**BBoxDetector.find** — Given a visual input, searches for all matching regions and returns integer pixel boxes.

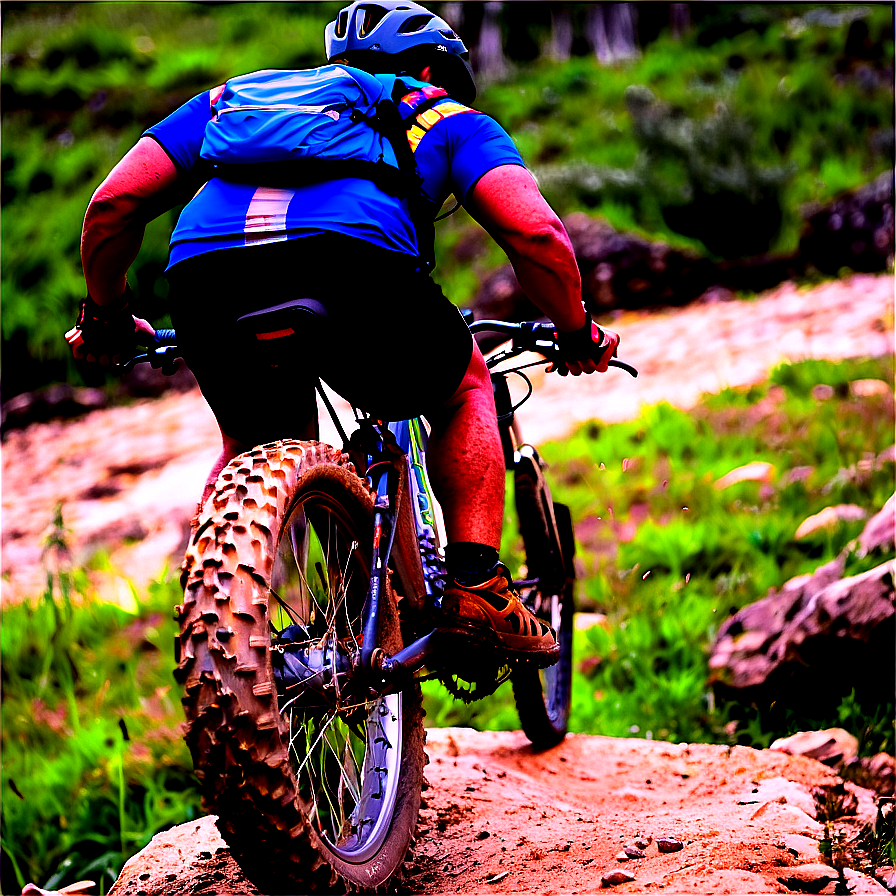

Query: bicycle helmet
[325,1,476,103]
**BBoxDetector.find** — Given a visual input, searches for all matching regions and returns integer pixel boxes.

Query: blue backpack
[200,64,439,199]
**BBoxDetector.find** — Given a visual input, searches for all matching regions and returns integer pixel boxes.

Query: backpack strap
[406,100,479,153]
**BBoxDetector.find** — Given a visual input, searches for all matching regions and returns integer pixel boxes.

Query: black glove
[554,312,608,377]
[71,286,138,363]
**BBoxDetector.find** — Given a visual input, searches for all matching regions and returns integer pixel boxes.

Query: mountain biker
[67,0,620,665]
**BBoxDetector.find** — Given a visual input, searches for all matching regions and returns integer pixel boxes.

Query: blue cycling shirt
[143,81,525,269]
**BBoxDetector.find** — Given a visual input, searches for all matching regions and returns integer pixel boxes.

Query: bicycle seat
[236,297,329,340]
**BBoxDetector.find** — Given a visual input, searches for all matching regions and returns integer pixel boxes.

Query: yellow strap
[407,101,477,153]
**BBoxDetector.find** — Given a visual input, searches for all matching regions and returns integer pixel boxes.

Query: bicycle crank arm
[368,631,441,693]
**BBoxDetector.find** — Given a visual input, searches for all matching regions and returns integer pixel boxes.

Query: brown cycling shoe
[437,563,559,667]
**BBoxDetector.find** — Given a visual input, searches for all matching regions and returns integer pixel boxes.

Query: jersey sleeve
[415,110,526,208]
[142,91,213,174]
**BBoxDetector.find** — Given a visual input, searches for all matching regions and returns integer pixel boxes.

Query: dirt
[3,272,891,607]
[109,727,886,896]
[5,272,894,895]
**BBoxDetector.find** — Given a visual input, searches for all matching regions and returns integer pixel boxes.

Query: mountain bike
[127,318,636,892]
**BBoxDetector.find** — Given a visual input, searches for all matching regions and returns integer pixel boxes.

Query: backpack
[200,64,444,200]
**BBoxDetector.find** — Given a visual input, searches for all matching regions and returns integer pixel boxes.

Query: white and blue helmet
[325,1,476,102]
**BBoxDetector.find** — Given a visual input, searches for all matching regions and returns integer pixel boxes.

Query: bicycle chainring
[438,662,512,704]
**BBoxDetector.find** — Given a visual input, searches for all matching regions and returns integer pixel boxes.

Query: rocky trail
[3,273,892,606]
[107,727,889,896]
[6,272,895,896]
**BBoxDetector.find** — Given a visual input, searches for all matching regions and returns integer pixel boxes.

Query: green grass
[0,520,200,893]
[423,355,895,753]
[3,356,893,890]
[2,3,892,392]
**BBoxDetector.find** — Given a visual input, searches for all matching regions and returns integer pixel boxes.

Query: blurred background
[1,2,892,402]
[1,4,893,893]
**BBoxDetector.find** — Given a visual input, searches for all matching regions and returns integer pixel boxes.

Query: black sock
[445,542,500,585]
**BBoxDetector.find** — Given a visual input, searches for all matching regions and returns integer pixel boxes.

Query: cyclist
[67,0,620,665]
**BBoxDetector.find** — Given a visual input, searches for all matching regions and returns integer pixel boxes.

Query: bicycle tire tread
[176,440,379,892]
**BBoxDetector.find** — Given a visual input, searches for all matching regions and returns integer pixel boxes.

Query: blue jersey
[143,80,525,269]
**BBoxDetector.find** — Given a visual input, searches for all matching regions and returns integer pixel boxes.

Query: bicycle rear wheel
[177,440,424,892]
[511,446,576,748]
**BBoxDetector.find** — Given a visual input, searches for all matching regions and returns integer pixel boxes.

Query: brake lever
[120,344,181,376]
[514,326,639,378]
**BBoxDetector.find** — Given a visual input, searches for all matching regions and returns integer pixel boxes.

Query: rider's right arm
[466,165,620,375]
[465,165,587,333]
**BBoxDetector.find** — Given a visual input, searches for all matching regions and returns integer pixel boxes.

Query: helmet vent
[397,14,433,34]
[358,4,388,36]
[335,10,349,38]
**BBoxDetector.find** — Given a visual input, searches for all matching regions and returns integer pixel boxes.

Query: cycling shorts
[166,235,474,445]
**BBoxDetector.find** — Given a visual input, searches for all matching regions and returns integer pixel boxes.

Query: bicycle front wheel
[511,446,576,748]
[177,441,425,893]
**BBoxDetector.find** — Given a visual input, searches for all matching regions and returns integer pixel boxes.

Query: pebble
[623,845,646,859]
[632,836,652,849]
[601,869,636,887]
[656,837,683,853]
[776,863,837,890]
[875,865,895,889]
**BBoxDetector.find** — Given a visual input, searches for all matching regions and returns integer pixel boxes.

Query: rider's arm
[466,164,587,332]
[81,136,180,305]
[466,164,619,374]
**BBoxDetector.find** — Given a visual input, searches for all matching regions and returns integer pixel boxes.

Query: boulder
[841,752,896,797]
[800,169,895,276]
[708,496,895,713]
[470,172,895,327]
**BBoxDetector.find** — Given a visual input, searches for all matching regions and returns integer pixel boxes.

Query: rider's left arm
[80,136,180,305]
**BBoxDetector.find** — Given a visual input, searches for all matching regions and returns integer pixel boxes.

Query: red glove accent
[65,286,138,365]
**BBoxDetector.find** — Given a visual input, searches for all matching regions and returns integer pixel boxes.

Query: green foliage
[2,3,893,393]
[0,522,200,892]
[479,4,893,256]
[424,356,895,754]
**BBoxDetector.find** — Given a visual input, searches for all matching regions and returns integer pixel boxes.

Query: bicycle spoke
[270,483,406,863]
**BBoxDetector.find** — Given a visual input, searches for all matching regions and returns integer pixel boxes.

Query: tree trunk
[670,3,691,39]
[587,3,639,64]
[478,1,507,79]
[549,6,573,62]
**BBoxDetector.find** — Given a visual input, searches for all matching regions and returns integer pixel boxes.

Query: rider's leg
[425,344,504,550]
[426,345,557,659]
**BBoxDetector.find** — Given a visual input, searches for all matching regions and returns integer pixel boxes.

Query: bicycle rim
[270,486,403,862]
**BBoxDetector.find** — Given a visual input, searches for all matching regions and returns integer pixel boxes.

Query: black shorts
[166,235,474,445]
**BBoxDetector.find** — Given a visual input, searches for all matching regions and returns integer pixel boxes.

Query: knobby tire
[511,452,576,749]
[176,440,425,893]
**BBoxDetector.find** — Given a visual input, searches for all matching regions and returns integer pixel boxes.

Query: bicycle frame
[128,319,635,696]
[348,336,561,694]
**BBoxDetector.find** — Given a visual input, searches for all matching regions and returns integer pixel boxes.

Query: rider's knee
[443,345,492,410]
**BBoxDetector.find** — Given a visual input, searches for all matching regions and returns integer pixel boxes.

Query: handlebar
[470,319,638,378]
[122,319,638,379]
[121,329,180,375]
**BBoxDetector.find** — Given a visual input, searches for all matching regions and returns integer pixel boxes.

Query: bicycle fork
[355,420,444,695]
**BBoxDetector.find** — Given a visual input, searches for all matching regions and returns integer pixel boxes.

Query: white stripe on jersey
[244,186,296,246]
